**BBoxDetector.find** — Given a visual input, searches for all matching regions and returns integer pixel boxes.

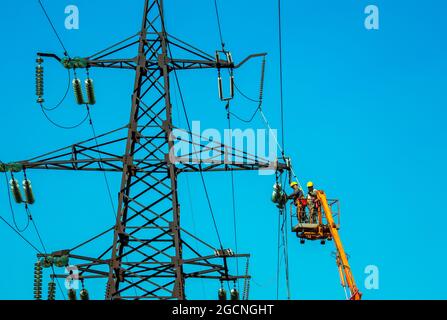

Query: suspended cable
[172,80,207,297]
[0,161,37,247]
[0,213,42,253]
[161,23,224,250]
[3,171,30,232]
[41,69,71,112]
[229,56,265,124]
[277,0,285,155]
[229,108,259,124]
[40,104,89,129]
[171,66,224,250]
[85,96,116,218]
[275,208,281,299]
[213,0,225,50]
[26,205,66,300]
[211,3,242,292]
[37,0,70,57]
[83,73,139,297]
[233,81,260,103]
[225,102,240,292]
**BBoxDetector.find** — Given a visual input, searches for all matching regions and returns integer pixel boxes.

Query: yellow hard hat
[290,181,298,188]
[307,181,314,188]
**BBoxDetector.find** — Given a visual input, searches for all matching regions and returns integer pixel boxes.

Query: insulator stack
[80,288,90,300]
[218,287,227,300]
[242,258,250,300]
[47,281,56,300]
[229,75,234,99]
[259,58,266,102]
[22,179,35,205]
[217,74,223,100]
[230,288,239,300]
[34,262,43,300]
[72,78,85,105]
[84,78,96,105]
[9,178,23,204]
[53,255,69,267]
[36,57,44,103]
[68,288,77,300]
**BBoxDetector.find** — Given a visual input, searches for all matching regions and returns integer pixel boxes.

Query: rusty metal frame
[2,0,290,300]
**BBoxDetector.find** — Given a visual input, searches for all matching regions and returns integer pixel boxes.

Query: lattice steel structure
[2,0,289,299]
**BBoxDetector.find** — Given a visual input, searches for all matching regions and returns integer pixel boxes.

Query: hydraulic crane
[272,183,362,300]
[317,191,362,300]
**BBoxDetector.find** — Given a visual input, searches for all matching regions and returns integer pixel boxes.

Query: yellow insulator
[22,179,35,205]
[72,78,85,105]
[80,288,90,300]
[84,78,96,105]
[68,288,77,300]
[9,179,23,204]
[34,262,43,300]
[47,281,56,300]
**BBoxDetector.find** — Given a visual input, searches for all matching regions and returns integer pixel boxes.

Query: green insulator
[218,287,227,301]
[85,78,96,105]
[35,65,44,102]
[271,183,284,203]
[34,262,43,300]
[9,178,23,204]
[61,57,88,69]
[47,281,56,300]
[230,288,239,300]
[54,255,69,267]
[72,78,85,105]
[68,288,77,300]
[80,289,90,300]
[22,179,35,205]
[41,256,53,268]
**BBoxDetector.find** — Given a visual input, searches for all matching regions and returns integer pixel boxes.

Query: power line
[277,0,285,155]
[41,69,72,112]
[85,104,117,217]
[0,212,42,254]
[225,103,240,292]
[37,0,70,57]
[3,171,30,232]
[213,0,225,49]
[0,161,41,254]
[26,206,66,300]
[171,64,224,250]
[171,76,207,298]
[40,104,89,129]
[233,81,260,103]
[160,9,225,250]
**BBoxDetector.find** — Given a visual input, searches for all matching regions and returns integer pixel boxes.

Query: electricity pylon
[2,0,288,299]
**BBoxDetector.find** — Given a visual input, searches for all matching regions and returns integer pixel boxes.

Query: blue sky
[0,0,446,300]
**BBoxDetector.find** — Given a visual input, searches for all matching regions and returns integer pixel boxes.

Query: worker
[306,181,319,223]
[288,182,308,223]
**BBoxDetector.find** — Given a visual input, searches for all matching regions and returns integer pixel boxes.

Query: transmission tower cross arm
[37,50,266,71]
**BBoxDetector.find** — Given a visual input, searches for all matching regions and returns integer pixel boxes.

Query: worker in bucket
[306,181,319,223]
[288,182,308,223]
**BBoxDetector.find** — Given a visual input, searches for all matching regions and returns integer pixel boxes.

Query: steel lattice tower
[1,0,288,299]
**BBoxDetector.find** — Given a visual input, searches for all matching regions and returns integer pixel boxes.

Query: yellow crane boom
[317,190,362,300]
